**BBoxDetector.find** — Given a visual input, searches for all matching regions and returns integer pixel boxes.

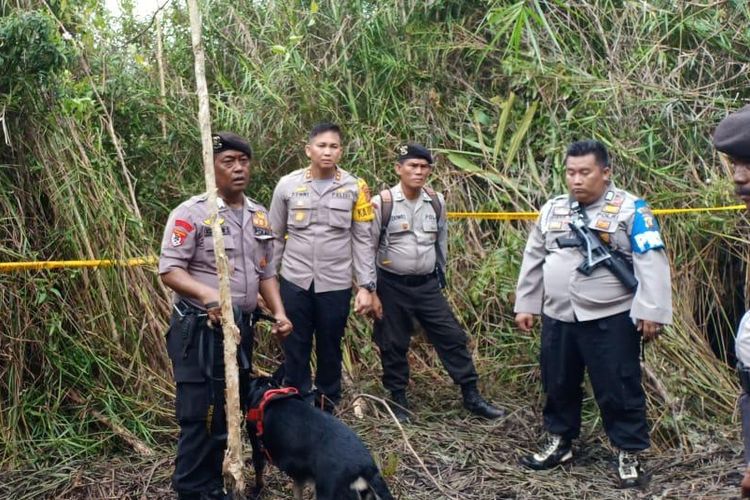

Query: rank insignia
[171,228,187,247]
[295,186,307,192]
[203,217,225,226]
[304,169,312,179]
[334,170,341,181]
[595,219,611,230]
[602,204,621,214]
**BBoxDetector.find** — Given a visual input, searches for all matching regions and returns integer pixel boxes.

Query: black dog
[245,376,394,500]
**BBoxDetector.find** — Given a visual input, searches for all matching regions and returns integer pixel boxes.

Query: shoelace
[538,435,561,459]
[618,452,639,479]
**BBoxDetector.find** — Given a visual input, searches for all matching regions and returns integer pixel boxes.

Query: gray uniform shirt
[371,183,448,275]
[159,195,275,312]
[514,183,673,324]
[269,166,376,292]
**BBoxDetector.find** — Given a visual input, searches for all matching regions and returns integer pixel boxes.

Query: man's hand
[637,319,663,342]
[354,287,373,316]
[271,315,293,341]
[369,292,383,321]
[515,313,535,332]
[202,291,222,327]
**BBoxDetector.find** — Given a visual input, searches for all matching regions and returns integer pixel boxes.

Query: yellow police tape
[0,204,745,272]
[446,204,746,220]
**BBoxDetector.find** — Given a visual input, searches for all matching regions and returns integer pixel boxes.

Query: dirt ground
[1,385,744,500]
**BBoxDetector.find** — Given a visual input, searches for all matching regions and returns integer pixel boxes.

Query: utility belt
[378,268,436,287]
[739,361,750,394]
[170,299,254,381]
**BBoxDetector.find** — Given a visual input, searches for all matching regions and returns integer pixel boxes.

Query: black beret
[714,105,750,159]
[212,131,252,159]
[397,143,433,164]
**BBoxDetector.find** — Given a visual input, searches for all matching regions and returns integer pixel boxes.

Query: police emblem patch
[171,228,187,246]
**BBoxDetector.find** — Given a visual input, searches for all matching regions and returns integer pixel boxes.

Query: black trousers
[279,278,352,405]
[373,269,478,393]
[540,311,649,451]
[165,304,254,495]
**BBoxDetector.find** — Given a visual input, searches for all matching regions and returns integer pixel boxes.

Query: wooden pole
[185,0,245,496]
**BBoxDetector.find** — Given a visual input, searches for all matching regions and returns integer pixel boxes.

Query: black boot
[389,390,412,423]
[519,433,573,470]
[461,384,505,419]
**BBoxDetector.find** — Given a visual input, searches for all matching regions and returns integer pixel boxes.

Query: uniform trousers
[373,269,478,393]
[279,277,352,405]
[166,303,254,496]
[741,394,750,463]
[540,311,649,451]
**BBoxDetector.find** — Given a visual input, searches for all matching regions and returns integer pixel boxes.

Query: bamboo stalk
[156,10,168,140]
[185,0,244,495]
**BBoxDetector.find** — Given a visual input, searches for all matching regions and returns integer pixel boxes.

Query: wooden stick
[185,0,244,495]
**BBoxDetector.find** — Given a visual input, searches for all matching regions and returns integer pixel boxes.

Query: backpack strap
[422,186,442,225]
[379,188,393,243]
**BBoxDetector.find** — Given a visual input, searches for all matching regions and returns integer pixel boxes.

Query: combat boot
[519,433,573,470]
[617,450,646,489]
[461,383,505,419]
[389,390,412,423]
[742,464,750,497]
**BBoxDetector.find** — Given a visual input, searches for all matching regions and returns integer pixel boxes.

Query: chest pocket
[288,196,313,228]
[328,197,353,229]
[422,213,438,233]
[203,230,237,254]
[387,212,411,235]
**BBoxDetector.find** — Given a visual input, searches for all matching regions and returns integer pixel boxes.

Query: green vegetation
[1,0,749,488]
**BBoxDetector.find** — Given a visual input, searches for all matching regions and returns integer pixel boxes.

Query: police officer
[369,143,505,422]
[514,139,672,488]
[713,105,750,497]
[269,122,376,412]
[159,131,292,500]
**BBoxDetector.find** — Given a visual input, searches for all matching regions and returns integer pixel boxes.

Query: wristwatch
[360,282,376,292]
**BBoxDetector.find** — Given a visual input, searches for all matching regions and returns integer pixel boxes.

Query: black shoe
[617,450,646,489]
[519,434,573,470]
[461,385,505,419]
[389,390,412,423]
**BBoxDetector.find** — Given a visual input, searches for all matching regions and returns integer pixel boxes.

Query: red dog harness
[245,387,300,463]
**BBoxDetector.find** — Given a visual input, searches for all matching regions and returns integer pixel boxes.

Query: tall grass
[1,0,749,470]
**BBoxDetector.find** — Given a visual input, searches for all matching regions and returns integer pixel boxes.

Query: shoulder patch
[353,178,374,222]
[630,199,665,254]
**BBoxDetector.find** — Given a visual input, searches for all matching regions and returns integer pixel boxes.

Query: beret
[212,131,252,159]
[397,143,433,164]
[713,105,750,159]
